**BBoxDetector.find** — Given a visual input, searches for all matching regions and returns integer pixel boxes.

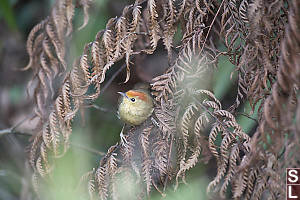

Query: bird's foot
[151,117,159,127]
[120,126,128,146]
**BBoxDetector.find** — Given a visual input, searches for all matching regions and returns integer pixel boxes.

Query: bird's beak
[117,92,130,100]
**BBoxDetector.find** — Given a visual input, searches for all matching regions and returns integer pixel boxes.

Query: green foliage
[0,0,17,30]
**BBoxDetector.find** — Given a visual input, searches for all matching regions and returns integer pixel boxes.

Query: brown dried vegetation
[24,0,299,199]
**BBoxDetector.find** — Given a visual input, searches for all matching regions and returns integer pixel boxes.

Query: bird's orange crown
[126,90,147,102]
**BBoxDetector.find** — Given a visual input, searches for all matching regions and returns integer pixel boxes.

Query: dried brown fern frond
[87,12,222,198]
[218,0,288,113]
[25,0,92,186]
[228,1,299,199]
[24,0,216,198]
[201,99,251,198]
[28,0,184,191]
[23,0,300,199]
[25,0,91,120]
[248,0,298,195]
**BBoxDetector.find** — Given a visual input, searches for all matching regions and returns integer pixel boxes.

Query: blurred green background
[0,0,257,199]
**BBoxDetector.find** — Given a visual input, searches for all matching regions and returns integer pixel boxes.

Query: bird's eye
[131,98,136,102]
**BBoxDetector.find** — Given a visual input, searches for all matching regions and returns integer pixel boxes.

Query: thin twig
[236,112,259,124]
[0,113,35,138]
[85,104,111,113]
[101,63,127,94]
[71,142,106,156]
[87,64,126,114]
[0,129,32,137]
[199,0,225,55]
[0,123,107,156]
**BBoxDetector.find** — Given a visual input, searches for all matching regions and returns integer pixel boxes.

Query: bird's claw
[120,133,128,146]
[151,117,159,127]
[120,126,128,146]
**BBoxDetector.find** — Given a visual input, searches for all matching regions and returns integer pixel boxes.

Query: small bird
[117,86,154,145]
[117,88,154,126]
